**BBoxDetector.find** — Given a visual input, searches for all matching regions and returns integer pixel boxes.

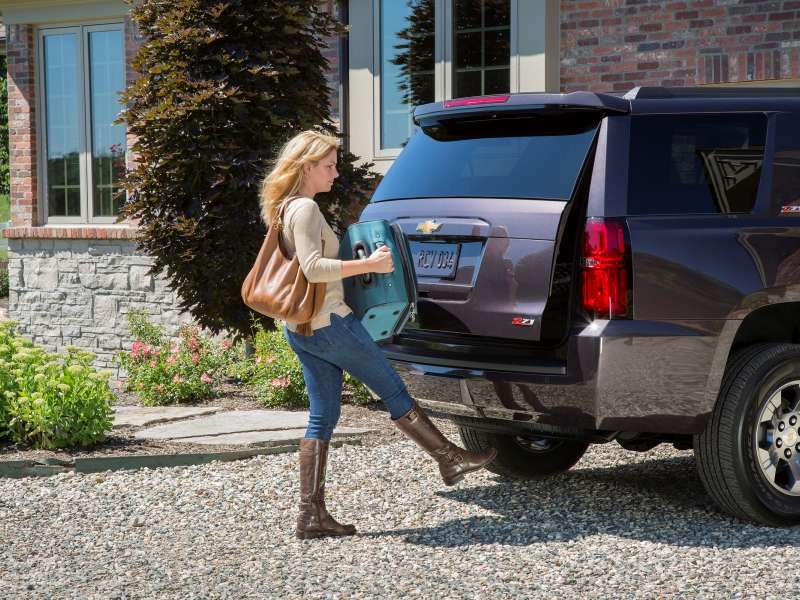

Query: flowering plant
[115,311,232,406]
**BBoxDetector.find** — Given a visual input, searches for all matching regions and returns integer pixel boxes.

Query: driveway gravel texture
[1,417,799,600]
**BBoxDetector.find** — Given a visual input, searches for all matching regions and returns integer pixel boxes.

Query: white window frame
[349,0,559,173]
[37,20,127,225]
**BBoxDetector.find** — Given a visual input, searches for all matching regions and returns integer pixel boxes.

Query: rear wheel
[695,343,800,526]
[459,426,589,479]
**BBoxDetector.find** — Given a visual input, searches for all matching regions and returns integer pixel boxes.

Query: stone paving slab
[134,410,312,441]
[177,427,374,447]
[113,406,223,428]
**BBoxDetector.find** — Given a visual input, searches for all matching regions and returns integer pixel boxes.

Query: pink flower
[166,355,177,365]
[149,360,157,368]
[270,377,290,388]
[222,340,232,350]
[265,355,276,365]
[255,356,262,365]
[172,374,182,384]
[155,384,165,393]
[131,341,145,357]
[170,345,180,354]
[191,353,200,365]
[200,372,212,385]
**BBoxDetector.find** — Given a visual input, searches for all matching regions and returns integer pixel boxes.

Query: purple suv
[358,86,800,526]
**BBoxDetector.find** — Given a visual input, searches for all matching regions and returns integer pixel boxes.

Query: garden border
[0,438,361,479]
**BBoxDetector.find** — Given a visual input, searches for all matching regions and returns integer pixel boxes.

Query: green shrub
[115,312,232,406]
[120,0,380,339]
[0,322,114,449]
[0,268,8,298]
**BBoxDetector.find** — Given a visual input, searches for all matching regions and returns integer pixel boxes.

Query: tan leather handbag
[241,197,326,336]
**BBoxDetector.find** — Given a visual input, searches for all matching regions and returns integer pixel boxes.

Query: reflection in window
[89,29,126,217]
[382,0,435,149]
[772,150,800,215]
[44,32,81,217]
[453,0,510,98]
[628,115,766,215]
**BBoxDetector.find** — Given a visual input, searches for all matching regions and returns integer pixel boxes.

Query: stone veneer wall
[8,238,195,373]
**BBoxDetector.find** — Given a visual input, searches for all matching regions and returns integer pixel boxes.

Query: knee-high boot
[296,438,357,539]
[393,400,497,486]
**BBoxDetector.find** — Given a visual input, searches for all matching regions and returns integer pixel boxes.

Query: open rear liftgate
[339,220,419,343]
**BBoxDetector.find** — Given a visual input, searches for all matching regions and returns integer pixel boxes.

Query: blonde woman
[260,130,497,540]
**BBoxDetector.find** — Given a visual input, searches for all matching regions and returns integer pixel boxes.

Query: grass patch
[0,194,9,223]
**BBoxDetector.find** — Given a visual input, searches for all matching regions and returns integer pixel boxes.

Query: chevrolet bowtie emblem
[416,220,443,234]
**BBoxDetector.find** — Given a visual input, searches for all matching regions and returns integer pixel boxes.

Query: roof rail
[624,86,800,99]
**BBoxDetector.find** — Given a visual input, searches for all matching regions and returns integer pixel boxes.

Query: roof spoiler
[413,91,629,124]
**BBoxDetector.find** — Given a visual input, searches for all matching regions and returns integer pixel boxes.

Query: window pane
[455,32,481,69]
[484,0,510,27]
[454,70,481,98]
[485,30,510,67]
[453,0,511,98]
[381,0,435,150]
[628,115,766,215]
[484,68,509,94]
[43,32,81,218]
[89,29,126,218]
[373,113,600,201]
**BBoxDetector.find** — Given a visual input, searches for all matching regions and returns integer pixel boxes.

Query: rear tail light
[581,219,630,318]
[443,95,510,109]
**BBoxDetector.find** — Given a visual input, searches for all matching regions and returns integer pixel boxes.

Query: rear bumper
[386,319,728,435]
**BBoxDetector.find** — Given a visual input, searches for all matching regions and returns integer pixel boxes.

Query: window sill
[3,225,140,240]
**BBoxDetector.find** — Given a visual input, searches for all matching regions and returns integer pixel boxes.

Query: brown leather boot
[393,401,498,486]
[296,438,356,540]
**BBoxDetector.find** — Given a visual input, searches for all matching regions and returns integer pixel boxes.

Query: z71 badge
[511,316,536,327]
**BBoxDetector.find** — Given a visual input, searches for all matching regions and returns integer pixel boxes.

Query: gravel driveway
[1,436,798,599]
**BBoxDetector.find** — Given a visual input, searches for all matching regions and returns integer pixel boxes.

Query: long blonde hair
[259,130,340,228]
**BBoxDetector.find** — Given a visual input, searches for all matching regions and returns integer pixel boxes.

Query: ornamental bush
[250,324,374,408]
[0,322,114,449]
[115,311,232,405]
[120,0,380,338]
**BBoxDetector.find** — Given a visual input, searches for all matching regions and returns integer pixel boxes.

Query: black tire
[695,343,800,527]
[459,425,589,479]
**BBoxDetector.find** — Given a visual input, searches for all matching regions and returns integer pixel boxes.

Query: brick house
[2,0,800,371]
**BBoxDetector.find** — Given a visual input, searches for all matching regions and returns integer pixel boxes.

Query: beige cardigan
[277,197,352,332]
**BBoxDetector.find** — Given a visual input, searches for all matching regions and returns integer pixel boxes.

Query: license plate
[410,242,460,279]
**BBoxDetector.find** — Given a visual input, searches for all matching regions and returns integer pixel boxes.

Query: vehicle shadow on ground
[362,453,799,548]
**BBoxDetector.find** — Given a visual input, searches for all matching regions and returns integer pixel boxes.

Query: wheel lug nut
[791,416,798,426]
[777,438,784,448]
[786,449,793,459]
[779,422,786,431]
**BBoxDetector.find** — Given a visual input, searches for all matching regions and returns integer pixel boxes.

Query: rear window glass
[372,112,600,202]
[628,114,767,215]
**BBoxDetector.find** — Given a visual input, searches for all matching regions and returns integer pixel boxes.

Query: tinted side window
[628,114,767,215]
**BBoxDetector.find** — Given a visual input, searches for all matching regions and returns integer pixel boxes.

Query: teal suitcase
[339,220,418,343]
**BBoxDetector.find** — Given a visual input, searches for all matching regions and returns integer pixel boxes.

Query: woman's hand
[367,245,394,273]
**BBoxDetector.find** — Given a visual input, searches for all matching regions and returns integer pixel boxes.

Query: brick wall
[561,0,800,93]
[6,25,38,228]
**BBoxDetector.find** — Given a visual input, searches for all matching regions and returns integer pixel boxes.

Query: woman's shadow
[361,450,799,548]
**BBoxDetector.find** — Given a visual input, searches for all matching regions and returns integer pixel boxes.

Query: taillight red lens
[581,219,629,317]
[443,95,511,108]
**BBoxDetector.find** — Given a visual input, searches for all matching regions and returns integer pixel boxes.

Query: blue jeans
[283,312,415,441]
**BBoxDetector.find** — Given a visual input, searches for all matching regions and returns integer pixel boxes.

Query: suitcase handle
[354,242,373,285]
